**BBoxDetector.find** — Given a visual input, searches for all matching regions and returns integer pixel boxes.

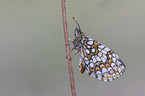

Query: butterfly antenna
[72,16,81,31]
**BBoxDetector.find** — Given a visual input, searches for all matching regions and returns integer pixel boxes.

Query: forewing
[81,36,126,81]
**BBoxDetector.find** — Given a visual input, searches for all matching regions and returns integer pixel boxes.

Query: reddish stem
[61,0,76,96]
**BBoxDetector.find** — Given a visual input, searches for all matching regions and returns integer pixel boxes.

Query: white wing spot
[108,67,112,71]
[85,60,89,65]
[95,62,100,66]
[98,45,105,49]
[109,70,114,74]
[102,68,108,73]
[101,57,106,63]
[82,38,86,41]
[91,48,95,53]
[112,53,116,57]
[113,66,117,70]
[102,50,107,54]
[118,68,121,73]
[90,63,94,67]
[116,72,119,77]
[96,71,102,80]
[96,57,101,61]
[84,57,88,60]
[112,58,116,62]
[121,65,125,70]
[87,45,91,48]
[85,49,90,54]
[92,56,95,59]
[96,71,102,74]
[111,63,115,67]
[90,60,93,62]
[93,58,97,63]
[116,60,121,66]
[98,52,102,57]
[87,41,93,45]
[98,48,101,51]
[98,75,102,80]
[103,54,107,60]
[122,65,125,69]
[88,38,94,41]
[90,73,96,78]
[109,54,112,58]
[116,54,119,59]
[104,47,110,52]
[103,73,109,77]
[120,72,123,75]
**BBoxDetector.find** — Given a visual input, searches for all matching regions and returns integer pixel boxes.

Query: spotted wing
[80,36,126,81]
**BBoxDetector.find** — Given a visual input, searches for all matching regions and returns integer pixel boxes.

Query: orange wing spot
[96,67,100,71]
[113,68,118,74]
[100,65,105,69]
[91,69,95,72]
[107,52,113,59]
[109,60,112,64]
[74,47,81,50]
[83,38,88,45]
[116,68,118,72]
[94,50,98,55]
[93,42,101,46]
[91,42,100,55]
[84,54,87,57]
[88,54,92,60]
[106,64,110,68]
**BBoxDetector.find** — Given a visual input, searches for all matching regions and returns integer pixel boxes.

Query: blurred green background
[0,0,145,96]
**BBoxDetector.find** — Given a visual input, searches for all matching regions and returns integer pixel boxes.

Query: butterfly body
[72,17,126,81]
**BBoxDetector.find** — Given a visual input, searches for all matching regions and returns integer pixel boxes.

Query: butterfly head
[72,16,83,36]
[72,16,84,50]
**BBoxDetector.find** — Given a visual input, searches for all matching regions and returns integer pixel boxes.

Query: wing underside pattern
[79,36,126,81]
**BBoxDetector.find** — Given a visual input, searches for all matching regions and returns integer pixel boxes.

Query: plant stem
[61,0,76,96]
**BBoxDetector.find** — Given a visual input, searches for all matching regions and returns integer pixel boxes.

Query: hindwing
[79,36,126,81]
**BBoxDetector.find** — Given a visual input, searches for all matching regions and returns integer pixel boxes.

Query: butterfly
[72,16,126,81]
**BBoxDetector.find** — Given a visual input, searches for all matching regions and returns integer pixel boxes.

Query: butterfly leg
[69,38,73,42]
[71,51,79,58]
[65,48,81,59]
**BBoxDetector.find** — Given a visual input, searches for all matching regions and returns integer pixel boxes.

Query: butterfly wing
[79,36,126,81]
